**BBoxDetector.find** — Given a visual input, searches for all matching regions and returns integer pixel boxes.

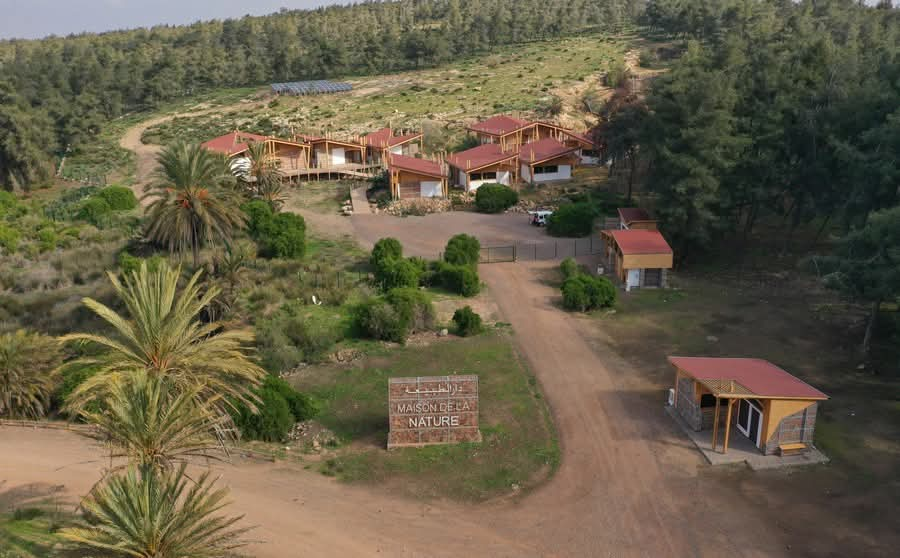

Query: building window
[534,165,558,175]
[582,149,597,157]
[471,171,497,181]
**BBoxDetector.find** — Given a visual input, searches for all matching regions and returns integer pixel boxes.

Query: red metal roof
[518,138,578,165]
[668,357,828,400]
[468,115,532,137]
[364,127,422,148]
[446,144,517,172]
[617,207,653,225]
[606,229,672,255]
[201,131,268,156]
[388,154,444,178]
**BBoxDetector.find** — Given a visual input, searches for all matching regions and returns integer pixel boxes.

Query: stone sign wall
[387,375,481,449]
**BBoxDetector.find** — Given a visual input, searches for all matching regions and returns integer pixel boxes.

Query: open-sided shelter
[387,154,447,200]
[518,138,579,183]
[600,229,673,290]
[446,143,519,192]
[669,357,827,455]
[296,134,366,168]
[533,122,600,165]
[202,131,312,177]
[364,127,423,166]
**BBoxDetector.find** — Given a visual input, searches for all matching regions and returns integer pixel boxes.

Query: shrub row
[353,287,435,344]
[561,271,617,312]
[371,235,481,297]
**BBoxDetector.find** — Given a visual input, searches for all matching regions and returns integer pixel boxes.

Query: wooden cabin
[669,357,827,455]
[518,138,579,184]
[387,154,448,200]
[202,131,312,176]
[467,115,537,151]
[600,229,673,291]
[617,208,658,230]
[446,144,519,193]
[363,127,423,166]
[533,122,600,165]
[297,134,366,169]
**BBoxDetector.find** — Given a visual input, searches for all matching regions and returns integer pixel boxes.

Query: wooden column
[723,399,735,453]
[711,397,721,452]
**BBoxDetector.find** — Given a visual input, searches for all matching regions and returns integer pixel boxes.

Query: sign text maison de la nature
[387,375,481,448]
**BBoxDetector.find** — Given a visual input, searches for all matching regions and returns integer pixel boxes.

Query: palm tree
[0,330,62,419]
[60,262,264,414]
[145,142,246,268]
[240,141,286,212]
[61,464,250,558]
[77,370,230,471]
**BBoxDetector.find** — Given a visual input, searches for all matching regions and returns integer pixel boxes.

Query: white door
[420,181,442,198]
[332,147,346,165]
[497,171,511,185]
[626,269,640,291]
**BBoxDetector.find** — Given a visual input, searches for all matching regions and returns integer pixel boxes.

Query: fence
[479,236,604,264]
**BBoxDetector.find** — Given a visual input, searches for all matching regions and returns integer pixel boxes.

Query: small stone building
[669,357,828,455]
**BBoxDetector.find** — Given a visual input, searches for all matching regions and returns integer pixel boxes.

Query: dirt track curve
[0,119,796,557]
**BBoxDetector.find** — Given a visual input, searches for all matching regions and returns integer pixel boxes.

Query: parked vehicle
[529,210,553,227]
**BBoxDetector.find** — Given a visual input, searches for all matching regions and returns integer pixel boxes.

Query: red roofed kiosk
[600,229,673,290]
[668,357,828,455]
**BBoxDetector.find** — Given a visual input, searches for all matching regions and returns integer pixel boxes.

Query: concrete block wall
[675,377,702,431]
[763,403,818,455]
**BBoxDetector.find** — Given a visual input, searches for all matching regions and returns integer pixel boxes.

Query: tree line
[0,0,642,191]
[601,0,899,353]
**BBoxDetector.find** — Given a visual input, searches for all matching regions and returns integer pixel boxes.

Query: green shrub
[118,252,165,276]
[547,203,597,237]
[256,304,343,371]
[385,288,435,333]
[375,257,421,291]
[264,376,319,422]
[475,184,519,213]
[370,237,403,267]
[560,257,579,279]
[0,224,21,252]
[36,227,58,252]
[12,508,44,521]
[0,191,18,215]
[252,211,306,259]
[561,274,617,312]
[444,234,481,267]
[242,200,273,236]
[452,306,484,336]
[78,197,113,227]
[97,186,137,211]
[438,263,480,297]
[43,186,99,221]
[352,298,407,343]
[232,381,294,442]
[53,363,101,412]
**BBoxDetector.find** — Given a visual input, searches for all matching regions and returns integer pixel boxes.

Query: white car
[528,210,553,227]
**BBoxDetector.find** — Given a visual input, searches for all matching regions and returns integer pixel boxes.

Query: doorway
[736,399,763,447]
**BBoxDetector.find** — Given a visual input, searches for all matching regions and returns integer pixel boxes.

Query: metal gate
[478,236,603,264]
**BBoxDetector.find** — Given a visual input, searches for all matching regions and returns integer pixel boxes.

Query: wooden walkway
[349,186,373,214]
[284,163,381,180]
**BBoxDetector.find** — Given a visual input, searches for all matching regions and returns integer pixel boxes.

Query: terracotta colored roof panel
[606,229,672,255]
[364,128,422,148]
[468,115,532,137]
[668,357,828,400]
[388,154,444,178]
[446,144,517,172]
[518,138,577,164]
[617,207,653,225]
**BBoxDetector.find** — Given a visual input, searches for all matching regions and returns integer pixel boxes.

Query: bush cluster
[353,288,434,344]
[561,273,616,312]
[78,197,113,227]
[560,257,579,280]
[452,306,483,336]
[368,236,481,298]
[243,200,306,259]
[118,252,165,276]
[547,202,598,238]
[256,301,344,372]
[97,186,138,211]
[443,234,481,267]
[474,184,519,213]
[232,375,318,442]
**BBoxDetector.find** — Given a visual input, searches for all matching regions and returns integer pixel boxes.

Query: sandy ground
[2,211,798,557]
